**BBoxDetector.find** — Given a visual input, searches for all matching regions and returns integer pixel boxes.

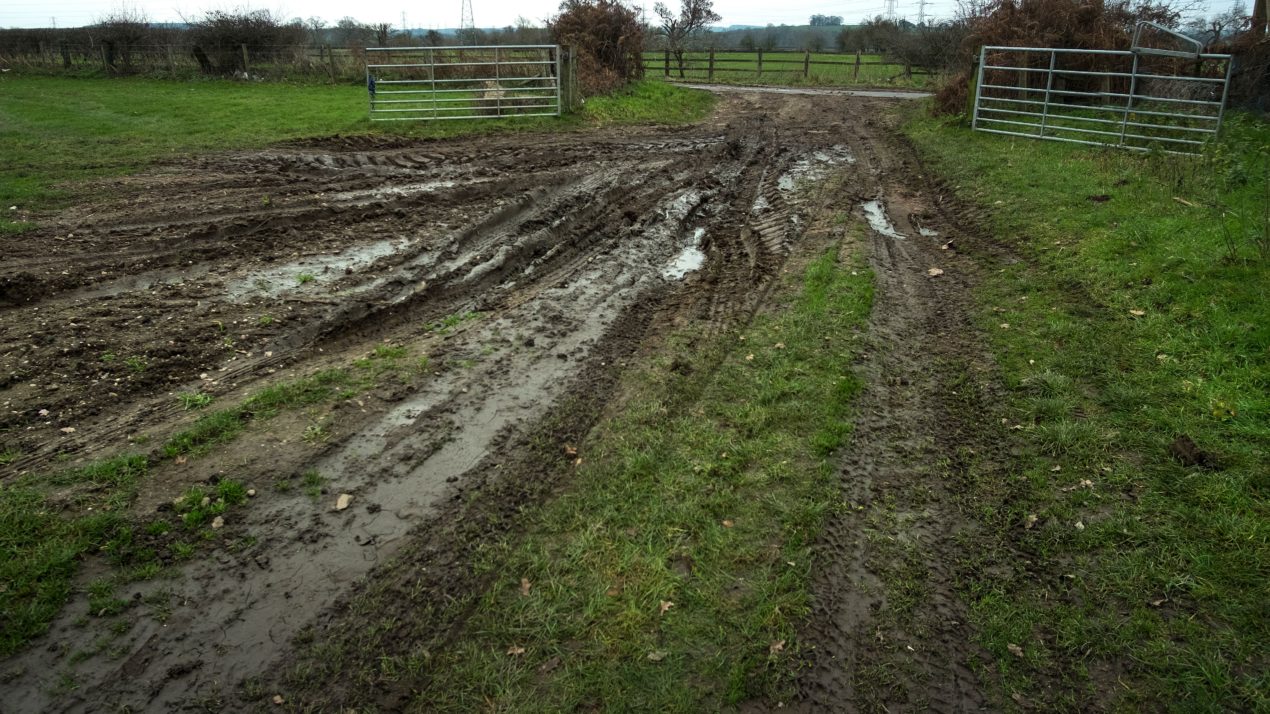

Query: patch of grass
[0,455,147,655]
[583,80,717,124]
[300,470,325,500]
[161,368,353,459]
[0,448,19,465]
[425,311,479,334]
[0,76,712,233]
[257,315,275,327]
[123,356,147,373]
[176,391,213,410]
[295,273,316,285]
[905,110,1269,709]
[297,238,874,709]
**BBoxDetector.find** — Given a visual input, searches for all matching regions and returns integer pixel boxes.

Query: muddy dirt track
[1,88,1004,712]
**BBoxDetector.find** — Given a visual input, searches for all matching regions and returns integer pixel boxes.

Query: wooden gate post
[663,49,670,78]
[804,50,810,78]
[757,49,763,78]
[854,50,861,80]
[326,45,336,83]
[708,50,715,81]
[241,44,249,74]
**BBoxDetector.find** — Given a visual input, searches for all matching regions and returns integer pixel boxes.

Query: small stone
[335,493,353,511]
[211,516,224,530]
[272,694,285,705]
[246,489,256,497]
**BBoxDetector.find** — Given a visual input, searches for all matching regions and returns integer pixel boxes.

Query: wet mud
[1,90,1001,712]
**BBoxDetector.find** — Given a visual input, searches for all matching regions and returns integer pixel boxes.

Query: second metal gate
[972,23,1233,153]
[366,45,562,121]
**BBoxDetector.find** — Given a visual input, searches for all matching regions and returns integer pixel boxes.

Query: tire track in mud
[782,116,999,712]
[0,92,878,713]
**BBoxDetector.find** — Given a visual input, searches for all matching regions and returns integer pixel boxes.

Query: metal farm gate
[366,45,563,121]
[972,22,1233,153]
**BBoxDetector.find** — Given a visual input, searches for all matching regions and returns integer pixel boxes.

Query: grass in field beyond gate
[0,77,713,233]
[905,112,1268,709]
[283,235,875,710]
[642,50,934,89]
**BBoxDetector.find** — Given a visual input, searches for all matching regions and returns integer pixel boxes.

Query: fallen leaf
[38,409,49,417]
[1129,309,1146,317]
[1050,465,1062,472]
[507,645,526,656]
[1172,196,1196,207]
[999,323,1010,329]
[1074,520,1085,531]
[659,600,674,615]
[272,694,286,705]
[59,427,76,434]
[520,578,532,597]
[1149,598,1167,607]
[940,242,952,250]
[722,519,734,528]
[769,640,786,655]
[927,267,944,277]
[563,444,578,458]
[335,493,353,511]
[174,455,188,465]
[773,342,786,349]
[574,457,583,466]
[1079,479,1094,489]
[1024,514,1038,530]
[211,516,224,530]
[646,650,668,662]
[1007,643,1024,658]
[606,585,621,597]
[745,353,755,361]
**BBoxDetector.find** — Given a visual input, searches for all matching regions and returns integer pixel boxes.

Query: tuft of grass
[285,237,875,709]
[425,311,478,334]
[257,315,275,327]
[176,391,213,411]
[295,273,316,285]
[123,356,147,373]
[300,470,325,500]
[905,109,1269,709]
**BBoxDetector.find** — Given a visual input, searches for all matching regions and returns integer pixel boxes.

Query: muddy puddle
[862,198,907,240]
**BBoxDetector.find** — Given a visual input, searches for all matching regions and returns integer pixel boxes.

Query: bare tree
[654,0,720,77]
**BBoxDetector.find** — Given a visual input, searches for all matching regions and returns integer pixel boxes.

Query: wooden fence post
[804,50,810,78]
[166,45,175,77]
[757,48,763,78]
[663,49,670,78]
[854,50,861,80]
[100,45,110,73]
[708,49,715,81]
[241,43,249,74]
[905,62,912,80]
[326,45,336,83]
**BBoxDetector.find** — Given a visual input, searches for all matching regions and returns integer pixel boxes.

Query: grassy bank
[0,76,714,233]
[905,113,1268,708]
[283,231,874,710]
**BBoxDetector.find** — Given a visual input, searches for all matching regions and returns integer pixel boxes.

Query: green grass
[905,111,1268,709]
[0,455,148,656]
[643,51,934,89]
[161,368,354,459]
[281,236,874,709]
[0,76,714,233]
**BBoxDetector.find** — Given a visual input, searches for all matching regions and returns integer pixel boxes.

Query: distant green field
[641,50,933,89]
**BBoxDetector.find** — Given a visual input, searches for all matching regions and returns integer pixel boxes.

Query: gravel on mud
[1,89,1004,713]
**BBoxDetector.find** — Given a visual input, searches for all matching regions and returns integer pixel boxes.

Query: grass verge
[283,233,874,709]
[905,111,1268,708]
[0,77,714,232]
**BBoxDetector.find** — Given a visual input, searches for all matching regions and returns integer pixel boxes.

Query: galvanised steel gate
[366,45,562,121]
[972,23,1233,153]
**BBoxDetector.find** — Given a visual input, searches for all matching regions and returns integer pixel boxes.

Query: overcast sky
[0,0,1239,31]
